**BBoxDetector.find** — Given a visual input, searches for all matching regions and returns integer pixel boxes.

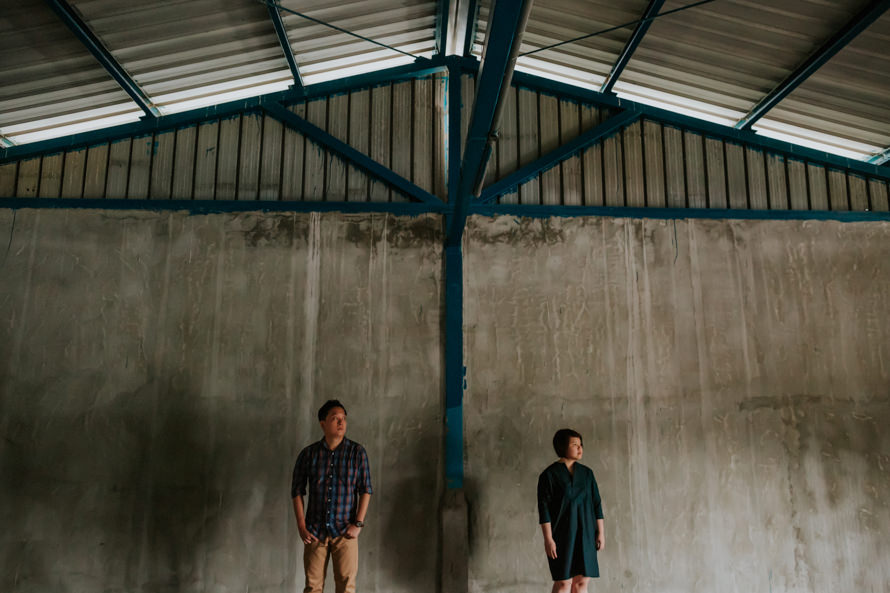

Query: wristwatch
[354,520,365,528]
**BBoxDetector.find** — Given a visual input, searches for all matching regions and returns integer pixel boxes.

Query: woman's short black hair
[553,428,583,457]
[318,399,347,421]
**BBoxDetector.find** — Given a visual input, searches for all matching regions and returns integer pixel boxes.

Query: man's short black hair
[318,399,347,421]
[553,428,583,457]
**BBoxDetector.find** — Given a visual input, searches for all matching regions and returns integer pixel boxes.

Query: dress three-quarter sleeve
[591,471,604,520]
[537,470,553,524]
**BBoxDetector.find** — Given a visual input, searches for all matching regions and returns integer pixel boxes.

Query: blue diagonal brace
[736,0,890,130]
[478,110,640,204]
[600,0,665,94]
[447,0,533,245]
[261,101,443,205]
[267,0,304,90]
[46,0,159,118]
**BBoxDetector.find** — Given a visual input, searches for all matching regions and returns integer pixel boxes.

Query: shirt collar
[320,437,349,451]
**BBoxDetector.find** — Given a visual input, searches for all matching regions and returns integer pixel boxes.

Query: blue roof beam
[267,0,304,90]
[736,0,890,131]
[600,0,665,94]
[479,110,640,203]
[447,0,535,245]
[261,101,443,206]
[46,0,159,119]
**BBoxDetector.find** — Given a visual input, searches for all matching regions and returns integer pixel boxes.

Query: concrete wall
[0,208,443,593]
[463,215,890,593]
[4,207,890,593]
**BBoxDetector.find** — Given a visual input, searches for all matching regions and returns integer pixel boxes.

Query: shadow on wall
[0,370,271,593]
[378,411,442,592]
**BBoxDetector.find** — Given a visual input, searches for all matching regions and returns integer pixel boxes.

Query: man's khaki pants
[303,535,359,593]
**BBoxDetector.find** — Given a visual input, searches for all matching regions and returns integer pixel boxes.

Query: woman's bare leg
[551,579,572,593]
[570,576,590,593]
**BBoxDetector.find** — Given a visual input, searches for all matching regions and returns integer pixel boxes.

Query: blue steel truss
[447,0,532,245]
[46,0,159,119]
[0,58,448,164]
[735,0,890,131]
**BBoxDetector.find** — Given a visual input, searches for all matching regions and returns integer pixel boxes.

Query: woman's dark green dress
[537,461,604,581]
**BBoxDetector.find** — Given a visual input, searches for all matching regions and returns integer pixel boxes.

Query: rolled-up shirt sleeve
[356,446,373,494]
[291,449,308,498]
[537,472,552,524]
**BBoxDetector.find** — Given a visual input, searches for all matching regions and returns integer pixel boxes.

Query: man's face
[320,407,347,440]
[565,437,583,461]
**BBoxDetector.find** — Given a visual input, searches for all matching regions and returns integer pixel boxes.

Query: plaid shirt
[291,437,373,538]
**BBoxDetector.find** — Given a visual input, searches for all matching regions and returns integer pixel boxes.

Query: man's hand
[596,531,605,551]
[544,536,557,559]
[344,523,362,539]
[298,524,318,546]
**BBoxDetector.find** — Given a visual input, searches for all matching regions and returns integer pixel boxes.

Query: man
[292,400,372,593]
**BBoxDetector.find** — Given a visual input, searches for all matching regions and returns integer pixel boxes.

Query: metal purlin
[45,0,159,119]
[735,0,890,131]
[599,0,665,94]
[266,0,304,91]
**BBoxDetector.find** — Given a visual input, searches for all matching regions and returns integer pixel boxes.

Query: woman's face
[564,437,583,461]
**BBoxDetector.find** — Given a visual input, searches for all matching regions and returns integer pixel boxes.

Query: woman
[537,428,605,593]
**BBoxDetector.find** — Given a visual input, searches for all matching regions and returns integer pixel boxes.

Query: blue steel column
[444,58,464,489]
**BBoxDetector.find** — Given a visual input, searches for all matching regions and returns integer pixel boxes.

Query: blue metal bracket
[261,101,444,205]
[0,135,13,149]
[736,0,890,130]
[267,0,304,91]
[600,0,665,94]
[868,146,890,166]
[478,110,640,203]
[447,0,533,246]
[45,0,159,119]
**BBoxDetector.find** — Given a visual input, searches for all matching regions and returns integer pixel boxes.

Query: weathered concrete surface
[0,208,443,593]
[463,215,890,593]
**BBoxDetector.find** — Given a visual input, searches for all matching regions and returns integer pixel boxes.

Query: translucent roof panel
[278,0,438,85]
[473,0,889,161]
[73,0,293,114]
[0,1,141,144]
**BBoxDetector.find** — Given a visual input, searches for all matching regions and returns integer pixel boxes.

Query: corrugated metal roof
[473,0,890,161]
[1,0,888,162]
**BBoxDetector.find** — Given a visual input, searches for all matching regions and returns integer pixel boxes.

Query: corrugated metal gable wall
[2,71,888,212]
[0,74,447,203]
[461,75,889,212]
